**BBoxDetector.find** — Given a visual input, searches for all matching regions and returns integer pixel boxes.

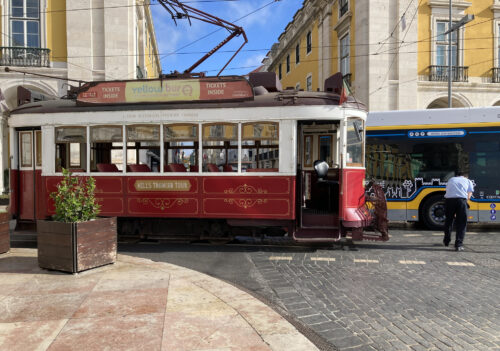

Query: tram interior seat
[190,165,199,172]
[127,164,151,172]
[222,164,233,172]
[97,163,120,172]
[167,163,187,172]
[207,163,220,172]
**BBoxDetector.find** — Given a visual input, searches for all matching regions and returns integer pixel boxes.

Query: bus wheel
[421,194,446,230]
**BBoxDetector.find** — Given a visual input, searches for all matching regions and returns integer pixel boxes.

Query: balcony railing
[492,67,500,83]
[428,65,468,82]
[0,47,50,68]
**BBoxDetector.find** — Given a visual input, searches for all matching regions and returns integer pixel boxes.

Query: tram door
[297,122,340,236]
[17,129,42,220]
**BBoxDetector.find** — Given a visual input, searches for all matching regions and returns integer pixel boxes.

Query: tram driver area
[297,122,342,235]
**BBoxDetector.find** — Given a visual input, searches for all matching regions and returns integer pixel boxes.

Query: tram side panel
[41,175,296,221]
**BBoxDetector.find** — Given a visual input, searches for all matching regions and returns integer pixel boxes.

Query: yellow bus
[366,107,500,229]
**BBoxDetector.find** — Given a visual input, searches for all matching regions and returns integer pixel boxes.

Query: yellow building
[263,0,500,110]
[0,0,161,193]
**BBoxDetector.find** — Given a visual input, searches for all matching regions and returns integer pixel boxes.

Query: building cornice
[333,10,352,36]
[428,0,472,11]
[491,4,500,17]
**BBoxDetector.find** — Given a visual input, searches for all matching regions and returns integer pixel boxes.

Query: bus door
[296,122,341,239]
[17,129,42,221]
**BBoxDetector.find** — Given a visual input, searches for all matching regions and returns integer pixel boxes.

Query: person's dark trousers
[444,198,468,247]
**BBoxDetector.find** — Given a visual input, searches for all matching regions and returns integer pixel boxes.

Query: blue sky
[151,0,304,76]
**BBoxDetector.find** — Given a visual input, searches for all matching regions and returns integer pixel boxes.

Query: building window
[278,64,282,80]
[295,43,300,64]
[10,0,40,47]
[339,0,348,18]
[306,75,312,91]
[436,20,458,67]
[340,33,350,76]
[286,54,290,73]
[306,31,312,54]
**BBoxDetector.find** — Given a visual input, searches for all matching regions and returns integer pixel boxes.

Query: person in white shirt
[443,171,474,251]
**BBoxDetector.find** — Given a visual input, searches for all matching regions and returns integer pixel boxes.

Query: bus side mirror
[314,160,329,181]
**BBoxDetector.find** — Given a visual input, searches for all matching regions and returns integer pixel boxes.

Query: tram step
[293,227,341,242]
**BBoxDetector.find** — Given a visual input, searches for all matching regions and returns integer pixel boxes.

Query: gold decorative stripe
[223,198,268,209]
[136,198,189,211]
[224,183,268,194]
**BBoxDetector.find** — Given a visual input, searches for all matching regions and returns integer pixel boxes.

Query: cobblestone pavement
[250,229,500,351]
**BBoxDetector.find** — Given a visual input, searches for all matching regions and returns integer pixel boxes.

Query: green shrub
[50,168,100,222]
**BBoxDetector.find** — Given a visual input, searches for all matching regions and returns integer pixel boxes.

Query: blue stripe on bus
[468,131,500,134]
[366,134,406,137]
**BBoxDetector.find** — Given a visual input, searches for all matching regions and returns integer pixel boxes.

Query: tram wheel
[421,194,446,230]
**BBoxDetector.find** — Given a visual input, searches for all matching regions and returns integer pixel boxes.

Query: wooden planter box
[37,217,117,273]
[0,212,9,254]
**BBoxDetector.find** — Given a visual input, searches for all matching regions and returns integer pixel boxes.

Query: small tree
[50,168,100,222]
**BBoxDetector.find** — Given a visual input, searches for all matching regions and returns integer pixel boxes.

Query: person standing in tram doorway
[443,170,474,252]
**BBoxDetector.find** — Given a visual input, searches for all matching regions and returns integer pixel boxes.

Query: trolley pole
[448,0,452,108]
[445,4,474,108]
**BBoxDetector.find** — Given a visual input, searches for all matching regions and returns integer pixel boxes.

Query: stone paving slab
[0,248,318,351]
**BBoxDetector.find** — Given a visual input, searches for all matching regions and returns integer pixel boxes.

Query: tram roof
[9,90,365,115]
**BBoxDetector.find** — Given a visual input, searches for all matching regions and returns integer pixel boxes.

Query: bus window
[164,124,198,172]
[242,122,279,172]
[55,127,87,172]
[346,118,364,167]
[202,123,237,172]
[90,126,124,171]
[470,139,500,200]
[126,125,160,172]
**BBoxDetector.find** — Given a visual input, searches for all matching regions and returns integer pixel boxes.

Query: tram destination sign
[77,77,254,105]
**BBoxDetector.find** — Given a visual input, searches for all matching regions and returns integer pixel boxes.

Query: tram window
[126,125,160,172]
[55,127,87,172]
[35,130,42,167]
[319,136,332,165]
[242,122,279,171]
[20,131,32,168]
[90,126,124,171]
[346,118,364,167]
[164,124,198,172]
[202,123,237,172]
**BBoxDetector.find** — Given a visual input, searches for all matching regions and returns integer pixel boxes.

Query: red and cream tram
[8,72,386,243]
